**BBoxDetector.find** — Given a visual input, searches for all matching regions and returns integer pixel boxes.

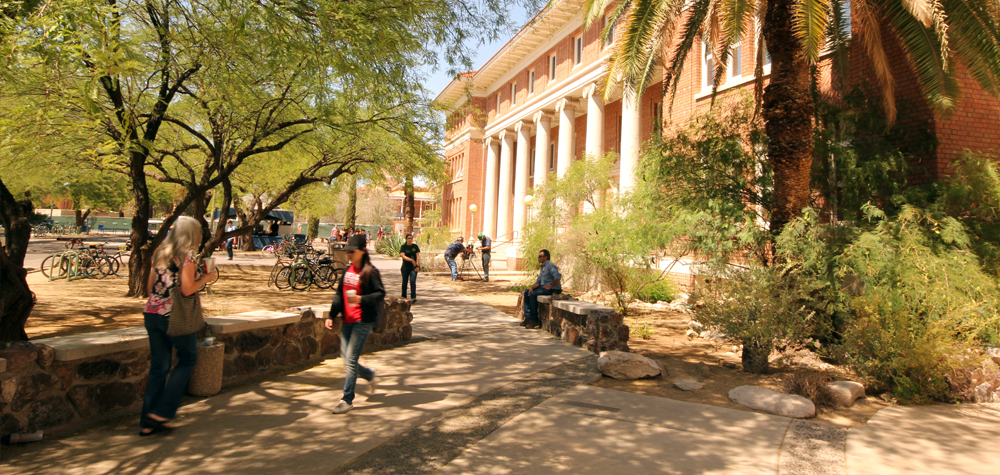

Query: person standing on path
[477,233,492,282]
[399,234,420,302]
[224,220,237,260]
[444,236,466,281]
[325,234,385,414]
[521,249,561,329]
[140,216,218,436]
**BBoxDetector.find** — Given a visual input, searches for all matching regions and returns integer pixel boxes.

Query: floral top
[143,254,201,316]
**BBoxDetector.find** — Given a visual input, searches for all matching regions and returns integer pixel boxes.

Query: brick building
[435,0,1000,268]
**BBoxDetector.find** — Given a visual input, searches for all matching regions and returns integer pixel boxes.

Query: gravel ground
[778,419,848,475]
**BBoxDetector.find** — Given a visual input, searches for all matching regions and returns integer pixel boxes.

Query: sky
[421,5,533,99]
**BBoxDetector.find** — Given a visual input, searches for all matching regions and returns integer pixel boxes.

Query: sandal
[139,417,174,437]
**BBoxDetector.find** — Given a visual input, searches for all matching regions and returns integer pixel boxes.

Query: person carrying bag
[140,216,217,436]
[326,234,385,414]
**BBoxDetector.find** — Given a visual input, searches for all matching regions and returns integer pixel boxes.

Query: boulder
[597,351,661,380]
[826,381,865,407]
[728,385,816,419]
[687,320,704,333]
[36,344,55,369]
[685,330,698,339]
[673,379,703,391]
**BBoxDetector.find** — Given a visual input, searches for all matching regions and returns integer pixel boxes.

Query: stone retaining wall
[0,298,413,439]
[516,293,629,353]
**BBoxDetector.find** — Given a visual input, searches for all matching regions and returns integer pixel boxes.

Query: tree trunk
[403,174,414,236]
[345,174,357,230]
[741,340,772,374]
[0,177,34,341]
[74,208,91,230]
[762,0,815,236]
[307,216,319,241]
[126,151,153,298]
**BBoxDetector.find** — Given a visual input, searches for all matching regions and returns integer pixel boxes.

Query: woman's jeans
[445,255,458,280]
[340,321,374,404]
[141,312,198,428]
[401,266,417,299]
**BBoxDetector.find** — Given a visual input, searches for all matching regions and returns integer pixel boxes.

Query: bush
[636,278,676,303]
[783,373,838,408]
[694,265,817,374]
[375,235,405,258]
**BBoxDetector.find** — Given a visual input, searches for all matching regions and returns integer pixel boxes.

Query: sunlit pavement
[4,255,999,474]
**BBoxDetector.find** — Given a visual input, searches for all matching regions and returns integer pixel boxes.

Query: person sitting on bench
[522,249,561,329]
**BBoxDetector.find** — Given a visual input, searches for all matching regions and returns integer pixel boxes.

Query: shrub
[630,322,654,340]
[783,373,838,408]
[636,278,676,303]
[375,235,405,258]
[694,265,816,374]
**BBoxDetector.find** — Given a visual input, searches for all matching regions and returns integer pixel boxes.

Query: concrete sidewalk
[5,256,1000,474]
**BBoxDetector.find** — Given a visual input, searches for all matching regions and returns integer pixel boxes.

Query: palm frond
[663,0,712,112]
[584,0,627,29]
[885,0,960,113]
[753,0,768,118]
[941,0,1000,98]
[901,0,934,27]
[712,0,757,99]
[792,0,831,63]
[853,0,897,122]
[605,0,681,101]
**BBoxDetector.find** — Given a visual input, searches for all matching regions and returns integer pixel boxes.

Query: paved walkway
[5,256,1000,474]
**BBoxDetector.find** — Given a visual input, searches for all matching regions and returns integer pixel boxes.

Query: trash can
[98,224,105,232]
[188,342,225,396]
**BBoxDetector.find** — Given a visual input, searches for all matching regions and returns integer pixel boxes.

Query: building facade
[436,0,1000,269]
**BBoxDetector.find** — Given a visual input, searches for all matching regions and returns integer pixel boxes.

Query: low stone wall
[516,293,629,353]
[0,298,413,439]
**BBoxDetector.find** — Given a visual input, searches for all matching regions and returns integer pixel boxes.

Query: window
[496,92,502,112]
[574,36,583,65]
[730,43,742,79]
[703,40,715,89]
[528,70,535,94]
[529,149,536,177]
[652,102,662,132]
[549,143,555,170]
[510,83,517,106]
[549,54,557,82]
[763,42,771,68]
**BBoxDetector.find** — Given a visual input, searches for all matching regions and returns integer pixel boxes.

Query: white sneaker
[369,371,377,395]
[331,400,353,414]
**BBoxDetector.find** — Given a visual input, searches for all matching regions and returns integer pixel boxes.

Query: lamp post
[468,204,477,237]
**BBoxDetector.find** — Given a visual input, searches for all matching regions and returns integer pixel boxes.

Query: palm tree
[585,0,1000,233]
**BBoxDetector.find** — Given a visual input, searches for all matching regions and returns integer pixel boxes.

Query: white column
[532,111,552,189]
[496,130,515,242]
[556,98,577,179]
[619,91,641,193]
[513,121,532,241]
[583,83,606,210]
[482,138,499,239]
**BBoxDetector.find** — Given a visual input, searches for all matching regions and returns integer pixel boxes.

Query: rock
[27,396,75,431]
[687,320,704,333]
[699,330,726,341]
[36,344,55,369]
[12,372,59,411]
[597,351,661,380]
[0,345,37,373]
[685,329,698,339]
[728,385,816,419]
[0,358,6,373]
[826,381,865,407]
[76,360,122,380]
[236,331,272,353]
[2,413,24,437]
[67,385,97,418]
[95,382,138,411]
[673,379,703,391]
[235,354,256,375]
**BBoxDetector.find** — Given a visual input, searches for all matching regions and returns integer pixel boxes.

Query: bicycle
[281,251,342,291]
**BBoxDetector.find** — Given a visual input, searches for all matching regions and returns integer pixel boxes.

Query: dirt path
[25,268,336,339]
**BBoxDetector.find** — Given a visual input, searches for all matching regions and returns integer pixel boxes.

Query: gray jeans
[482,252,491,278]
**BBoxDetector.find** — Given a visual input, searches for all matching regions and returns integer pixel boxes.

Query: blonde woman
[140,216,217,436]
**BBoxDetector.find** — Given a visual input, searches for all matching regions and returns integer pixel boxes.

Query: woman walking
[141,216,217,436]
[325,234,385,414]
[399,233,420,302]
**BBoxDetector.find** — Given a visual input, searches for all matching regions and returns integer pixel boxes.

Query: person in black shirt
[399,234,421,302]
[444,237,465,281]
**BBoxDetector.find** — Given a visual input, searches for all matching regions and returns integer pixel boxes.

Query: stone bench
[518,294,629,353]
[32,326,150,361]
[206,310,301,334]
